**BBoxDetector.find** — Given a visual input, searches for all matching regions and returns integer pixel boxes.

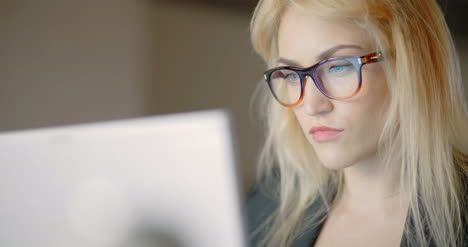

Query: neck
[337,155,408,213]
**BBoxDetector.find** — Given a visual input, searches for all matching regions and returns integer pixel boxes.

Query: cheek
[337,78,389,162]
[342,106,384,150]
[291,76,388,169]
[345,68,388,136]
[324,107,386,169]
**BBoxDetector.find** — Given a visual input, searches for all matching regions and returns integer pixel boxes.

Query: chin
[316,148,378,170]
[316,153,353,170]
[320,161,350,170]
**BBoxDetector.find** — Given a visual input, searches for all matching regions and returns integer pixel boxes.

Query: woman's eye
[328,65,353,73]
[269,71,282,80]
[285,73,299,81]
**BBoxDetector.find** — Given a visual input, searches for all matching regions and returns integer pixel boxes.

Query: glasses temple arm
[361,52,383,64]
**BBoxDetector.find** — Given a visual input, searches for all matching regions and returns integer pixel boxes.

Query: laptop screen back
[0,109,247,247]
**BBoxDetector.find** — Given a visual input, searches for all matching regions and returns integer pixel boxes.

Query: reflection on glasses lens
[269,69,302,105]
[315,59,359,99]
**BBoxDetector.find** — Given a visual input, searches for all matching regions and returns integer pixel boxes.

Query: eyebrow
[277,44,363,67]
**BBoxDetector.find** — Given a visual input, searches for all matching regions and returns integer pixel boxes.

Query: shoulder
[244,176,328,247]
[245,178,280,246]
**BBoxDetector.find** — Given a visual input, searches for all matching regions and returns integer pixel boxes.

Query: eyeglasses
[263,52,383,107]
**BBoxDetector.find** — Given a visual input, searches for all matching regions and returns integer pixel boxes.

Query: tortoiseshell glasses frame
[263,51,383,107]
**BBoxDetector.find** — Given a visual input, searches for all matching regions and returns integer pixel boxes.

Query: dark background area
[439,0,468,36]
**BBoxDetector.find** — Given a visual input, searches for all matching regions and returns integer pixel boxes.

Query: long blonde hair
[249,0,468,246]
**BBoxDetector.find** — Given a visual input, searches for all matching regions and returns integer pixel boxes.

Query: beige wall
[148,2,265,192]
[0,0,152,129]
[0,0,264,193]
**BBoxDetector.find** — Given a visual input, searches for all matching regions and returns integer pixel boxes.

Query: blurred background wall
[0,0,467,193]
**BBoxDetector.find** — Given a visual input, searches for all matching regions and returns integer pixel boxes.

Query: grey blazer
[245,180,467,247]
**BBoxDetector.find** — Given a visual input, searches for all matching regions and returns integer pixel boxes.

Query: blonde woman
[246,0,468,246]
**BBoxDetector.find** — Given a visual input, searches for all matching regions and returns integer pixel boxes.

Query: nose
[301,76,334,116]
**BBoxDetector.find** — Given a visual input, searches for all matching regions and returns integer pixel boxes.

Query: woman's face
[277,6,389,170]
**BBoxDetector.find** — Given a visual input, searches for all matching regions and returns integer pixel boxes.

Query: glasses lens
[268,69,301,105]
[315,59,359,99]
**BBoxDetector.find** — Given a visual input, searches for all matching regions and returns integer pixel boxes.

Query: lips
[309,126,344,142]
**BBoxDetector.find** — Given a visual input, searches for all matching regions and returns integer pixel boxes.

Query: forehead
[278,6,374,66]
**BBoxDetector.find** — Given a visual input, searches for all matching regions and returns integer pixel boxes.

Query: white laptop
[0,109,248,247]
